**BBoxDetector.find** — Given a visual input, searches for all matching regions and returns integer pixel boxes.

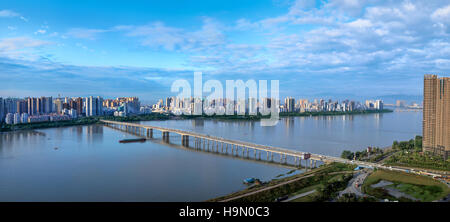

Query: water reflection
[0,111,422,201]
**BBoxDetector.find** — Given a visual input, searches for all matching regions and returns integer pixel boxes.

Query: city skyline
[0,94,390,124]
[1,0,450,101]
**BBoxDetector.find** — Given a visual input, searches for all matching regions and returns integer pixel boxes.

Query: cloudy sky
[1,0,449,103]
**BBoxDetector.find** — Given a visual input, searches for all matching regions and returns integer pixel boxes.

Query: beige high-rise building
[423,74,450,159]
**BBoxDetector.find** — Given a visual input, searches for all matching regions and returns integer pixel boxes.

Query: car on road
[275,195,289,202]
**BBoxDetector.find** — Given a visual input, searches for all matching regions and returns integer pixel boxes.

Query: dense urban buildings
[151,96,384,115]
[0,95,385,125]
[423,74,450,159]
[0,96,146,124]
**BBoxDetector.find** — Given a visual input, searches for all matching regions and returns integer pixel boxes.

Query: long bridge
[99,120,418,173]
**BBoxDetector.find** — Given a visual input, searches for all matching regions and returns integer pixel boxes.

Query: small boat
[119,138,147,143]
[243,178,256,184]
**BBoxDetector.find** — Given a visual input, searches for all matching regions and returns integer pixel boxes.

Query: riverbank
[340,136,450,172]
[279,109,393,117]
[208,162,355,202]
[0,109,393,132]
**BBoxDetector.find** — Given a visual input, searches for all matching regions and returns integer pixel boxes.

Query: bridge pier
[162,131,169,142]
[181,135,189,147]
[146,129,153,138]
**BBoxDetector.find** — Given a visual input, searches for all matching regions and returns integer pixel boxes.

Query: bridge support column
[146,129,153,138]
[181,135,189,147]
[162,132,169,142]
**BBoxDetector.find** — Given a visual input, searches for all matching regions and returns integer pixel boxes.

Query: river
[0,111,422,201]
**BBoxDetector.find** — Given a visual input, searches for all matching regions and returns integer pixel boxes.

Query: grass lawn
[290,190,321,202]
[289,184,322,197]
[362,170,450,201]
[208,162,355,202]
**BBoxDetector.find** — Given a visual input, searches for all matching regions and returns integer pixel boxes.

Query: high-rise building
[27,97,38,116]
[5,113,13,124]
[248,98,257,115]
[285,97,295,112]
[423,74,450,159]
[43,97,53,113]
[375,100,383,110]
[21,113,29,123]
[85,96,104,116]
[53,98,63,114]
[13,113,21,124]
[74,97,84,115]
[0,97,4,123]
[16,99,28,114]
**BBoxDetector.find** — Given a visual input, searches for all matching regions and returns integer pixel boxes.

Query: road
[218,171,353,202]
[338,170,370,198]
[219,174,316,202]
[282,190,317,202]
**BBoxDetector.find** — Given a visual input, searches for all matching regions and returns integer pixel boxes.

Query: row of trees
[340,147,383,161]
[392,135,422,152]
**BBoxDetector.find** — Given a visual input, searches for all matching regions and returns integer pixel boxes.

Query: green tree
[341,150,354,160]
[393,141,399,149]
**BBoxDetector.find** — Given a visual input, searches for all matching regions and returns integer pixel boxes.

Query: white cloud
[0,37,50,59]
[34,29,47,35]
[66,28,108,40]
[0,9,20,17]
[116,18,225,52]
[0,9,27,21]
[431,4,450,21]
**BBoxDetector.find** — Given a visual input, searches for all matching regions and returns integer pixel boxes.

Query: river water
[0,111,422,201]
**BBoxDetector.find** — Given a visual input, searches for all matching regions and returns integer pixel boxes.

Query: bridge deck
[100,120,396,171]
[101,120,338,161]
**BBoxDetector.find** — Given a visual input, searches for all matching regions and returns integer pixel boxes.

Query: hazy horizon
[1,0,449,101]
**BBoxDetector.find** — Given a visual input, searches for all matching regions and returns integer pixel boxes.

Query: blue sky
[1,0,450,103]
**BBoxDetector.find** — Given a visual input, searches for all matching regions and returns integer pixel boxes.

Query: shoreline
[0,109,393,133]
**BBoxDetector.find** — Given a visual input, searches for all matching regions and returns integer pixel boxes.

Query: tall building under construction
[423,74,450,159]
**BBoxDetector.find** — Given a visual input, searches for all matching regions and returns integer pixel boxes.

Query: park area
[362,170,450,202]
